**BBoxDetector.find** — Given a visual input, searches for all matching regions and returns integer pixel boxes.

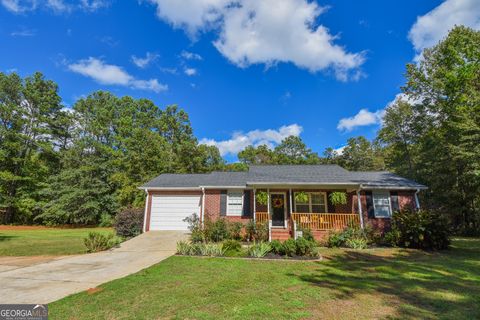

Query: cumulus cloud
[1,0,109,13]
[409,0,480,53]
[337,109,385,132]
[131,52,159,68]
[184,67,197,76]
[200,124,303,156]
[68,57,167,92]
[180,50,203,61]
[146,0,364,80]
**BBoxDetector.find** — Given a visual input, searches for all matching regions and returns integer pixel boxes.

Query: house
[139,165,427,240]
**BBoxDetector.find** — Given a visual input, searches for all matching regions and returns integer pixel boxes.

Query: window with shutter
[373,191,392,218]
[227,191,243,216]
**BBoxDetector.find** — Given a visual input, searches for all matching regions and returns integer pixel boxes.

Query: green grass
[0,227,114,256]
[49,238,480,320]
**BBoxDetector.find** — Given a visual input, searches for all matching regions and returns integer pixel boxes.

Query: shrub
[345,237,368,249]
[270,240,284,255]
[298,227,315,241]
[84,232,120,253]
[204,218,229,242]
[244,220,268,242]
[327,226,368,249]
[389,209,450,250]
[222,239,241,252]
[199,243,225,256]
[99,213,114,227]
[295,237,313,256]
[183,213,204,243]
[114,206,144,238]
[229,222,243,240]
[177,241,196,255]
[283,239,297,257]
[248,242,271,258]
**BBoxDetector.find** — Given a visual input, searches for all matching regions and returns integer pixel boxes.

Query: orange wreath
[272,198,284,208]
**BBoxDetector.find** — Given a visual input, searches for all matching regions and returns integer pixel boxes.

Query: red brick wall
[355,190,418,234]
[204,189,253,224]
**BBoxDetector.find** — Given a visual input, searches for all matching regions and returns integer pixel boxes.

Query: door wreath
[272,197,284,208]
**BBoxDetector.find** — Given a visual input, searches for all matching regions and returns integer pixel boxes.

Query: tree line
[1,26,478,234]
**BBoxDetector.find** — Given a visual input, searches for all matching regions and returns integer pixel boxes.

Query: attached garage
[148,194,201,231]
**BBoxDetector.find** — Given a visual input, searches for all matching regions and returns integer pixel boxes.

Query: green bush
[229,222,243,240]
[282,239,297,256]
[298,227,315,241]
[248,242,271,258]
[176,241,225,256]
[205,218,230,242]
[222,239,241,252]
[327,226,368,249]
[270,240,284,255]
[295,237,312,256]
[114,207,144,238]
[345,237,368,249]
[84,232,120,253]
[389,209,450,250]
[99,213,114,227]
[245,220,268,242]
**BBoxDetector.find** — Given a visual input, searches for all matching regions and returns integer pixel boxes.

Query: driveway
[0,231,187,304]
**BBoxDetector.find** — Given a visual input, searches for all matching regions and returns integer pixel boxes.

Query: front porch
[252,188,362,240]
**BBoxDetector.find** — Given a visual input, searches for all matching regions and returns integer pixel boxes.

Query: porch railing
[291,213,360,231]
[255,212,269,224]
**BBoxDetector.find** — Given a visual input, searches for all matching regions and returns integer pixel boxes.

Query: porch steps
[271,228,291,241]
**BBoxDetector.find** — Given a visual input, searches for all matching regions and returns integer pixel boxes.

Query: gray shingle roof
[140,165,427,190]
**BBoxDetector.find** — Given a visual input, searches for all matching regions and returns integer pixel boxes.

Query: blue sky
[2,0,479,162]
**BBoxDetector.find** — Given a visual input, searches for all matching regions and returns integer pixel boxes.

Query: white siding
[149,195,201,231]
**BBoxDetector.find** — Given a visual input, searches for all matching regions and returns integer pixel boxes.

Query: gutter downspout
[201,187,206,226]
[356,189,365,230]
[414,189,421,210]
[142,189,149,233]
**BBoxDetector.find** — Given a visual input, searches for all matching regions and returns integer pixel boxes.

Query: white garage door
[149,195,201,231]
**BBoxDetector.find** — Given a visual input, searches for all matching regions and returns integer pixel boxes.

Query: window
[227,191,243,216]
[373,191,392,218]
[294,192,327,213]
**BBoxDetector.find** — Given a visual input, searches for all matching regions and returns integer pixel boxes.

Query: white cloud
[180,50,203,60]
[131,52,159,68]
[184,67,197,76]
[200,124,303,156]
[80,0,109,11]
[46,0,71,13]
[68,57,167,92]
[10,27,36,36]
[337,109,385,132]
[1,0,108,13]
[409,0,480,53]
[147,0,364,80]
[1,0,37,13]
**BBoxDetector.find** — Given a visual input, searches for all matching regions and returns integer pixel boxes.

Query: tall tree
[381,26,480,233]
[0,72,68,223]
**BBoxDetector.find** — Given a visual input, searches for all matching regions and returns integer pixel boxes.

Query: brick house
[140,165,426,240]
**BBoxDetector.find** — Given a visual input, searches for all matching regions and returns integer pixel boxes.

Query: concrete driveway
[0,231,187,304]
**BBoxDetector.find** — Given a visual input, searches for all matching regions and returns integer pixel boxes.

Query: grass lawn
[49,238,480,320]
[0,226,114,256]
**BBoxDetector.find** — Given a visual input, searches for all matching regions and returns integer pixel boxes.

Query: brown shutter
[365,191,375,219]
[220,190,227,216]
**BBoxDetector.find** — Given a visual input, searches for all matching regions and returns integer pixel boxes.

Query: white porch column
[356,189,365,229]
[267,188,270,216]
[289,189,293,215]
[253,188,256,222]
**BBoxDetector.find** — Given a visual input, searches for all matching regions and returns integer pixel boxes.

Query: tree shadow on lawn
[0,234,18,242]
[292,242,480,319]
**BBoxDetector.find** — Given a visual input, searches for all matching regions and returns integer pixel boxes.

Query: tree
[381,26,480,233]
[338,136,384,171]
[0,72,68,223]
[274,136,320,164]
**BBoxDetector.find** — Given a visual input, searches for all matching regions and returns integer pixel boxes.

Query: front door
[270,193,286,227]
